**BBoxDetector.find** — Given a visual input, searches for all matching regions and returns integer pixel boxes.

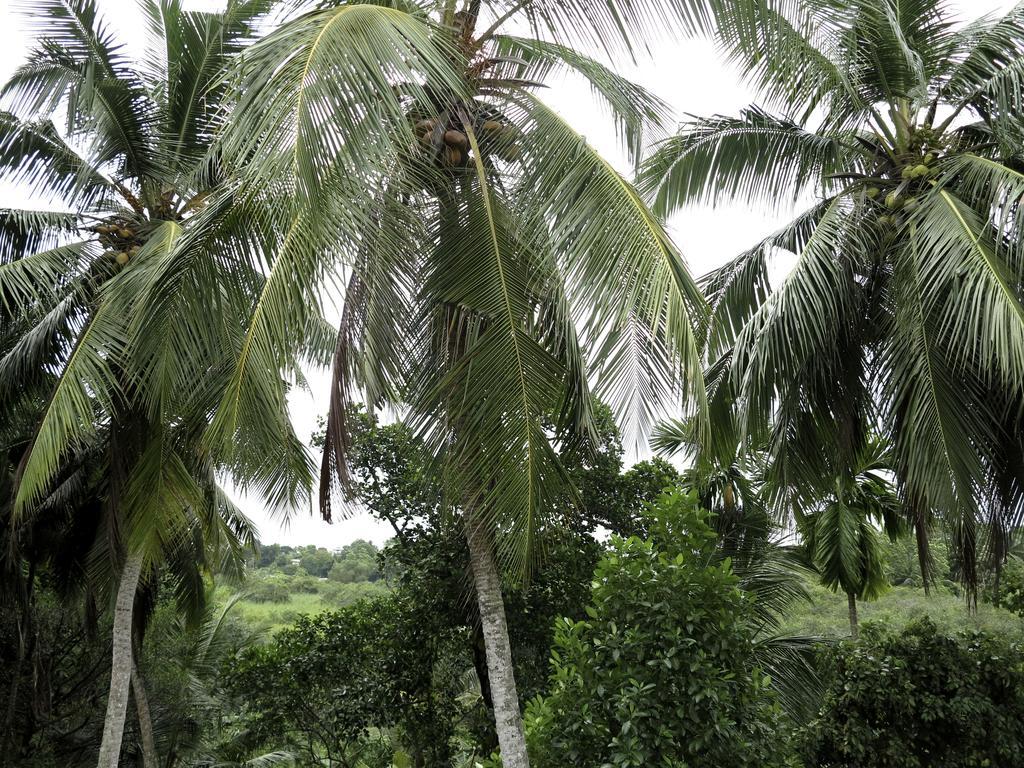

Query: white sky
[0,0,1011,547]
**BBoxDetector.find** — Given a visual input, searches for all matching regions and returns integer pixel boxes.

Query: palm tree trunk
[847,591,859,640]
[97,553,143,768]
[465,515,529,768]
[131,658,159,768]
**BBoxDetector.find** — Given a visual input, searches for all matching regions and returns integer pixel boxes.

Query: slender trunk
[847,592,859,640]
[131,658,159,768]
[97,553,143,768]
[465,516,529,768]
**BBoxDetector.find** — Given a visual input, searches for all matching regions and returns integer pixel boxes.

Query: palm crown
[0,3,287,762]
[212,4,716,761]
[0,0,317,527]
[644,0,1024,590]
[214,0,713,573]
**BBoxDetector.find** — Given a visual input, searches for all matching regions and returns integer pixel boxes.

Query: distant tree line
[253,540,383,583]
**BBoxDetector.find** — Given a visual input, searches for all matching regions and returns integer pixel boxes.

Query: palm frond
[222,2,468,202]
[712,0,864,124]
[13,295,126,514]
[143,0,276,167]
[731,196,855,440]
[4,0,156,180]
[481,0,713,59]
[516,91,708,441]
[492,34,670,165]
[0,240,87,313]
[909,186,1024,385]
[642,108,853,216]
[701,199,835,359]
[409,125,571,577]
[879,243,989,587]
[940,1,1024,122]
[0,113,113,207]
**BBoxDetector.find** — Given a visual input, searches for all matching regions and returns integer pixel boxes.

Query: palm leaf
[641,108,854,216]
[516,91,708,441]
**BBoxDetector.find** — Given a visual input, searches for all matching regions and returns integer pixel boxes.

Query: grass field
[218,580,390,635]
[781,579,1024,640]
[219,562,1024,641]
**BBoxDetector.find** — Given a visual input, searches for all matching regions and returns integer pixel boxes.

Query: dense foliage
[802,619,1024,767]
[992,556,1024,618]
[5,1,1024,767]
[225,594,462,766]
[526,493,794,768]
[647,0,1024,598]
[341,407,681,750]
[0,589,109,766]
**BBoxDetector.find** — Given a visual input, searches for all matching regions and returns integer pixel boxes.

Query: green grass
[781,579,1024,640]
[218,580,390,636]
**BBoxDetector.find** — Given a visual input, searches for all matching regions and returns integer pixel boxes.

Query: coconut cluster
[864,133,944,227]
[152,189,180,220]
[90,219,142,266]
[412,113,519,170]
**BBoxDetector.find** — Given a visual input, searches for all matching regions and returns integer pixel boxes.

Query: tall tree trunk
[847,592,859,640]
[465,516,529,768]
[97,553,143,768]
[131,658,159,768]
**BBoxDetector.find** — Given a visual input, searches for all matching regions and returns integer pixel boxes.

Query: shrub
[801,617,1024,767]
[525,492,794,768]
[225,594,462,766]
[245,576,291,604]
[986,555,1024,618]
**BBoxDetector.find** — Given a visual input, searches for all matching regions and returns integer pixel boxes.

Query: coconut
[902,197,919,212]
[442,146,463,167]
[923,152,936,165]
[118,228,133,239]
[912,164,930,178]
[443,130,468,150]
[481,120,502,134]
[885,191,902,209]
[901,166,915,180]
[115,251,130,266]
[414,118,436,135]
[866,187,880,199]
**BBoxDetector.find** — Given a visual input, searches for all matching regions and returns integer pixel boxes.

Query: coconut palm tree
[654,393,773,555]
[0,320,258,767]
[205,1,711,762]
[644,0,1024,597]
[794,438,904,639]
[0,2,308,765]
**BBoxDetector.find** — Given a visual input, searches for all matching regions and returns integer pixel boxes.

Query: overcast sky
[0,0,1012,548]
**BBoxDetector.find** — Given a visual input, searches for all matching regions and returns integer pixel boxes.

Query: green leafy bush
[801,618,1024,767]
[244,575,292,604]
[986,555,1024,618]
[525,492,794,768]
[225,594,462,766]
